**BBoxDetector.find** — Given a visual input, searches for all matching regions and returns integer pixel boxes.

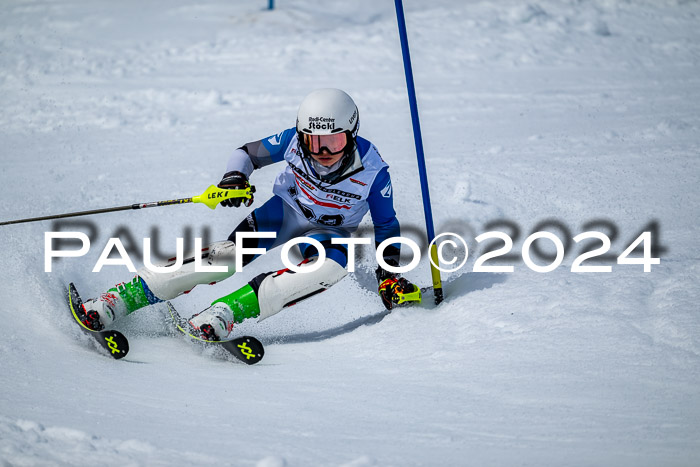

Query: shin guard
[254,257,347,321]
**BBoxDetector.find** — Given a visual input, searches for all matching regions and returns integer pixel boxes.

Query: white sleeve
[225,148,255,178]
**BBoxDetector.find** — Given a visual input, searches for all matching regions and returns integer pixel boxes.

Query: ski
[166,301,264,365]
[67,283,129,359]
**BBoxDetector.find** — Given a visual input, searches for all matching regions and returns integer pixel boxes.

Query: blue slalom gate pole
[394,0,444,304]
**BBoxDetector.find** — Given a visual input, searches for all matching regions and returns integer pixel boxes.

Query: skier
[79,88,421,341]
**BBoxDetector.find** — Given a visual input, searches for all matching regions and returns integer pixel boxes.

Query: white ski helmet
[296,88,359,147]
[296,89,362,183]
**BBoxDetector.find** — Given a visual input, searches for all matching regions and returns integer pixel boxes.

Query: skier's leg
[83,196,287,330]
[137,240,237,300]
[256,231,350,321]
[82,240,238,329]
[189,227,351,340]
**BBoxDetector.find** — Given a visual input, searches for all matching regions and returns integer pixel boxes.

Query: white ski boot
[188,303,235,341]
[81,292,125,330]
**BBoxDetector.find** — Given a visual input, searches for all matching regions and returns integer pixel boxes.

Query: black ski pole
[0,184,254,226]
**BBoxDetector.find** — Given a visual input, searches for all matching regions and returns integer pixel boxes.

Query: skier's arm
[219,128,297,207]
[225,127,297,177]
[367,167,401,267]
[368,168,421,309]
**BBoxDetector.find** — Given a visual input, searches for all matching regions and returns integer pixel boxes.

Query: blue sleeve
[259,127,297,163]
[367,167,401,263]
[225,128,296,178]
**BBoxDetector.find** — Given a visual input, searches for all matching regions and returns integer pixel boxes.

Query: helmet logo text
[308,116,335,131]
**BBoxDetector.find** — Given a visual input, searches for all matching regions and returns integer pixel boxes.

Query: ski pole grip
[193,184,255,210]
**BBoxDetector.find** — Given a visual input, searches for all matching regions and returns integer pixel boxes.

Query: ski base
[68,283,129,360]
[166,301,264,365]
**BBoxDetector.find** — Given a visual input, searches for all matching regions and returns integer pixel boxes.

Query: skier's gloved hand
[376,263,421,310]
[218,171,254,208]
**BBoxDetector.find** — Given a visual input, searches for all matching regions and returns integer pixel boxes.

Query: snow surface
[1,0,700,465]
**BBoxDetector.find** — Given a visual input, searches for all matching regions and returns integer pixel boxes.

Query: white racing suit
[92,128,401,338]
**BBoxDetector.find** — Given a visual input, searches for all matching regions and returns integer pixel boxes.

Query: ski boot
[80,292,122,331]
[188,303,236,341]
[378,276,421,310]
[80,277,154,331]
[187,281,263,341]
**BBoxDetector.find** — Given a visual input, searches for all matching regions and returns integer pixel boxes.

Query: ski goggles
[302,132,347,155]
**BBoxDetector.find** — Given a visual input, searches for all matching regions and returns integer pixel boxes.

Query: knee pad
[138,240,237,300]
[255,257,348,321]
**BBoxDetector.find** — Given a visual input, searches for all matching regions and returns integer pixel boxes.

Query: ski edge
[69,283,98,332]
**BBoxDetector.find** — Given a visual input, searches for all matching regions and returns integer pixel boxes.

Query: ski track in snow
[1,0,700,465]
